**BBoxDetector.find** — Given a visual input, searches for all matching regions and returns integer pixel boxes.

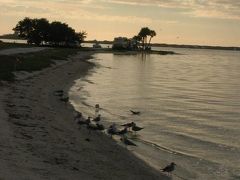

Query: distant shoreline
[1,37,240,51]
[1,31,240,51]
[0,41,177,55]
[84,40,240,51]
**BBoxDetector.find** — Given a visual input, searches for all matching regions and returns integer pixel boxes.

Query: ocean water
[69,48,240,179]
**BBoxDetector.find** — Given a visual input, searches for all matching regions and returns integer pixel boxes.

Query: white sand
[0,51,168,179]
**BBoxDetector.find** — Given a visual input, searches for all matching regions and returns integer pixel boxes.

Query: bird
[161,162,176,175]
[117,127,128,136]
[87,123,98,134]
[121,122,134,128]
[120,137,137,146]
[121,122,135,131]
[131,123,144,134]
[107,123,118,138]
[60,97,69,103]
[93,114,101,123]
[85,117,91,125]
[96,123,105,131]
[130,110,141,115]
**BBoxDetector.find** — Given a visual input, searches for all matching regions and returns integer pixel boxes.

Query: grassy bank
[0,48,80,81]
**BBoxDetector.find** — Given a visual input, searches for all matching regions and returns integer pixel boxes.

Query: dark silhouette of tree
[148,30,156,49]
[13,17,34,43]
[13,17,86,46]
[138,27,151,50]
[13,18,50,45]
[137,27,156,50]
[76,31,87,43]
[132,35,141,48]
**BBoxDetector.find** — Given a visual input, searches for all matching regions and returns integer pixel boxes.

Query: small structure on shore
[93,41,102,48]
[112,37,138,50]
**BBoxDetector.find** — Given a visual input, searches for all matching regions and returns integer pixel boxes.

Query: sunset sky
[0,0,240,46]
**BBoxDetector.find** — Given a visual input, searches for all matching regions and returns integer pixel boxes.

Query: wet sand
[0,51,168,179]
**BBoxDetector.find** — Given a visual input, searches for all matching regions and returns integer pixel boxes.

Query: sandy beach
[0,50,168,179]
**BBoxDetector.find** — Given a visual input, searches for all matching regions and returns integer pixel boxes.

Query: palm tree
[138,27,151,50]
[147,30,156,49]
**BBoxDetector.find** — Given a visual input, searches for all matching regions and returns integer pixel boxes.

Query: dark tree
[76,31,87,44]
[147,30,156,48]
[137,27,156,50]
[13,17,86,46]
[13,17,34,43]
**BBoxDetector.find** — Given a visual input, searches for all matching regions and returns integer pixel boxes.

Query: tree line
[13,17,87,46]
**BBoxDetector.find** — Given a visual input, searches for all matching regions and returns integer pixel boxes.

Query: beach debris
[161,162,176,175]
[131,122,144,134]
[120,136,137,146]
[85,138,90,142]
[130,110,141,115]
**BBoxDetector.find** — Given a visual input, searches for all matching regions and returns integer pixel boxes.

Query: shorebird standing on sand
[93,114,101,124]
[161,162,176,175]
[131,122,144,134]
[117,127,128,136]
[121,122,134,129]
[107,123,118,138]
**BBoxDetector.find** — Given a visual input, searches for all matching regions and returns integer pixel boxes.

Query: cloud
[0,0,154,24]
[103,0,240,20]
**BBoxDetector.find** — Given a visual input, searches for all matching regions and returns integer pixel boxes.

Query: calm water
[0,38,27,44]
[69,48,240,179]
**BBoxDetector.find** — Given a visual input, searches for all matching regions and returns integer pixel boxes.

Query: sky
[0,0,240,46]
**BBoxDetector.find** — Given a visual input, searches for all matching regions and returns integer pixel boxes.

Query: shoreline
[0,51,168,179]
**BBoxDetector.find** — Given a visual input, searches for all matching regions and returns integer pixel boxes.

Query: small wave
[161,130,240,151]
[81,101,93,108]
[134,137,200,159]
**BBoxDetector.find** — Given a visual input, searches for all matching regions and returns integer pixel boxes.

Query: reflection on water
[70,48,240,179]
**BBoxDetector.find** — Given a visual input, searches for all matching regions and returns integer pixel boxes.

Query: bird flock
[74,111,144,147]
[54,90,177,176]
